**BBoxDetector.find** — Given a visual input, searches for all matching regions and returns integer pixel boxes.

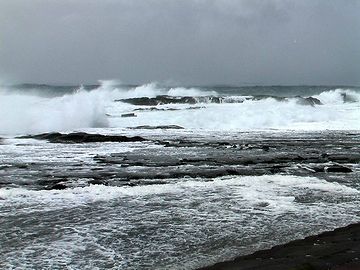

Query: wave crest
[0,87,109,135]
[315,88,360,104]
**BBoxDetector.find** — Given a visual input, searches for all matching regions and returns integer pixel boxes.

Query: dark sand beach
[199,222,360,270]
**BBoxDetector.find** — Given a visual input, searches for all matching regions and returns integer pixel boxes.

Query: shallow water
[1,130,360,269]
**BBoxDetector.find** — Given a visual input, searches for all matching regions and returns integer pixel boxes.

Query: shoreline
[198,222,360,270]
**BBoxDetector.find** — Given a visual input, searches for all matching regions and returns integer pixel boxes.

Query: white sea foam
[1,83,359,135]
[112,96,360,131]
[315,88,360,104]
[0,86,111,135]
[108,84,360,131]
[168,87,217,96]
[1,175,358,215]
[106,82,216,99]
[1,175,359,270]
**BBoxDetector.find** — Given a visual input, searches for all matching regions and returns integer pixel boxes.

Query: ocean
[1,82,360,269]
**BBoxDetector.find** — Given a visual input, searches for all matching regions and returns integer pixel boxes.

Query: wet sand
[199,222,360,270]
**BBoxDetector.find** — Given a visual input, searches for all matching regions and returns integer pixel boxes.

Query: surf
[1,82,359,135]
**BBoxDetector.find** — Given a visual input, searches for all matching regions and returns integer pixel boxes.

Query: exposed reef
[18,132,146,144]
[116,95,322,106]
[8,132,360,190]
[129,125,185,130]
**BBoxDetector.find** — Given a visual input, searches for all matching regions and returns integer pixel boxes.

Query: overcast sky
[0,0,359,85]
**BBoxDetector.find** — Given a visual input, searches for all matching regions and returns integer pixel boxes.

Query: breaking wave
[0,86,110,135]
[0,81,359,135]
[111,85,360,131]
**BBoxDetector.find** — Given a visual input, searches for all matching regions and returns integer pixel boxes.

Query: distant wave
[1,81,359,135]
[114,86,359,106]
[111,86,360,131]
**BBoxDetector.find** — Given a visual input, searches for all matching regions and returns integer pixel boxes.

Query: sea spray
[0,86,110,135]
[1,83,359,135]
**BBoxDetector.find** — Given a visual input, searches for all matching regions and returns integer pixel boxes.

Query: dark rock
[118,94,327,106]
[187,106,206,110]
[117,94,324,107]
[37,179,61,186]
[15,163,29,169]
[325,164,352,173]
[0,165,11,170]
[252,95,287,102]
[296,96,323,106]
[133,107,180,112]
[306,96,322,105]
[254,202,270,208]
[320,153,329,158]
[8,131,360,190]
[133,106,205,112]
[117,97,162,106]
[0,181,11,188]
[126,182,137,187]
[328,153,360,163]
[116,95,223,106]
[121,113,137,117]
[18,132,146,144]
[298,165,326,173]
[88,179,107,185]
[47,183,67,190]
[129,125,185,130]
[269,165,286,174]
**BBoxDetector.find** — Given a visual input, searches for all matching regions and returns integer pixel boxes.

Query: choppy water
[0,83,360,269]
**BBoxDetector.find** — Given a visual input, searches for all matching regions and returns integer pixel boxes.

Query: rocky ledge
[129,125,185,130]
[7,131,359,190]
[18,132,146,143]
[116,95,322,106]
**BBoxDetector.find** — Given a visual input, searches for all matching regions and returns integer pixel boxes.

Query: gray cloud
[0,0,359,85]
